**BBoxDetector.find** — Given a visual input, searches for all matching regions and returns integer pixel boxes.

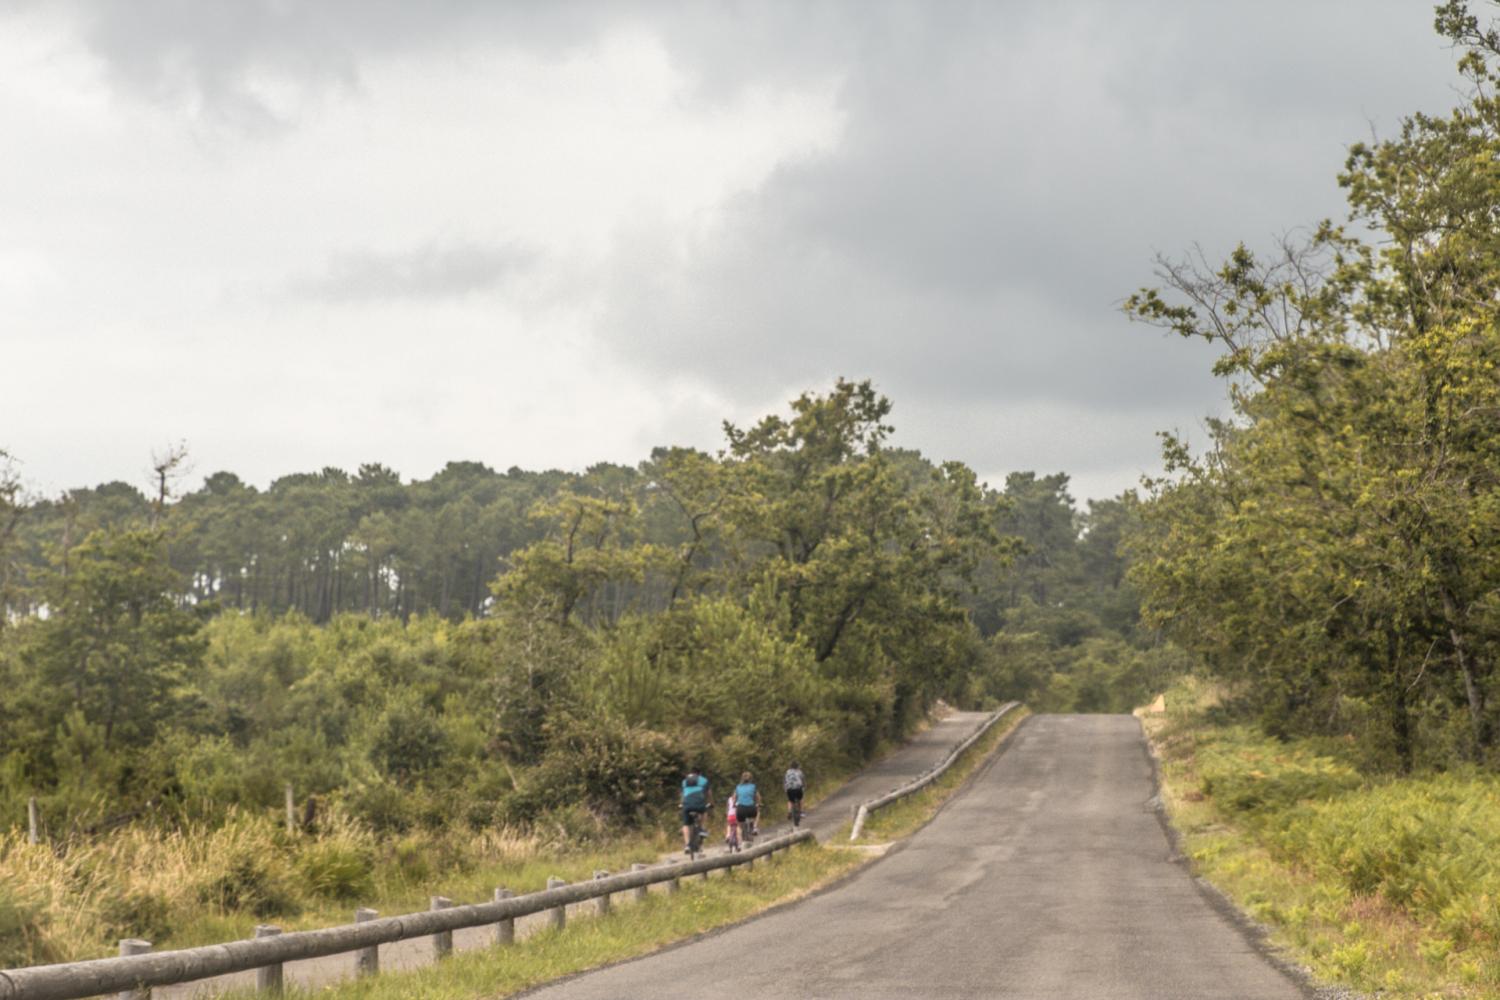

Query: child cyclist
[724,797,740,850]
[733,771,762,838]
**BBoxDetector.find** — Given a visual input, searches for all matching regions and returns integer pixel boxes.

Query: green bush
[1197,728,1362,817]
[295,839,375,901]
[513,717,682,825]
[1265,774,1500,944]
[344,779,414,833]
[1183,700,1500,951]
[98,889,173,942]
[0,883,53,968]
[196,857,299,918]
[369,694,450,782]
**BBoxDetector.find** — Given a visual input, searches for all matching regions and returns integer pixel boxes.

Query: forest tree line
[0,381,1156,837]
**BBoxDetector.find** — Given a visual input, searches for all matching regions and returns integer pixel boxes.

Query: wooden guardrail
[0,828,815,1000]
[848,702,1019,840]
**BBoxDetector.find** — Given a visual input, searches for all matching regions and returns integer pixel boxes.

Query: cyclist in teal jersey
[732,771,762,837]
[681,766,712,853]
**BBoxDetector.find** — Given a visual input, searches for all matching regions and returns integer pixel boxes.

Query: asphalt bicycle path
[728,709,993,847]
[151,710,995,998]
[523,715,1314,1000]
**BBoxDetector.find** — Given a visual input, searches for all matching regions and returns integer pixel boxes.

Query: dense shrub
[295,838,375,901]
[509,718,682,825]
[1175,684,1500,954]
[190,817,299,918]
[1267,775,1500,945]
[1196,728,1362,817]
[196,857,298,918]
[0,881,53,968]
[98,889,173,942]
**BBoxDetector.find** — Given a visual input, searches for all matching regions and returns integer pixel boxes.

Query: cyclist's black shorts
[735,804,758,824]
[786,787,804,803]
[681,805,708,827]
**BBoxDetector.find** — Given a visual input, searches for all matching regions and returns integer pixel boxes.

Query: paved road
[775,709,992,842]
[153,711,993,998]
[524,715,1310,1000]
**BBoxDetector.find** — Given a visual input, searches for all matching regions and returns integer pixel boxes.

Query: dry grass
[0,809,666,966]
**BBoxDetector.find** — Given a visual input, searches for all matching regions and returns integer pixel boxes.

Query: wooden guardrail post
[631,863,649,902]
[430,897,454,957]
[850,803,872,840]
[593,871,611,916]
[253,926,282,994]
[492,888,514,945]
[354,908,379,976]
[546,878,567,929]
[114,939,152,1000]
[284,784,297,835]
[27,797,40,845]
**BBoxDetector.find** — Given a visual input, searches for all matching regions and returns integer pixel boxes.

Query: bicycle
[724,818,741,853]
[788,797,802,828]
[686,809,709,859]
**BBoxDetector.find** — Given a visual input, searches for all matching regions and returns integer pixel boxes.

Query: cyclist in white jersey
[783,762,805,823]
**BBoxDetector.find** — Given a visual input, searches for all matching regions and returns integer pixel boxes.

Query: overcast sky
[0,1,1466,502]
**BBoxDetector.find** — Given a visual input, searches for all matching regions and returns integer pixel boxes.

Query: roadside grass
[1144,679,1500,999]
[0,711,954,968]
[171,831,677,950]
[0,819,674,965]
[257,843,864,1000]
[848,707,1028,844]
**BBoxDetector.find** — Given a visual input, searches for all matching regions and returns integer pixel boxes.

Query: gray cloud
[34,0,621,130]
[590,0,1460,487]
[1,0,1469,499]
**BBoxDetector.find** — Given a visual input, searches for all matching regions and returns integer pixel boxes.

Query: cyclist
[723,797,740,850]
[681,766,712,854]
[733,771,762,838]
[784,761,805,824]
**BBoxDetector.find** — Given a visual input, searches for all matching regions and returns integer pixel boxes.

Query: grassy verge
[263,843,863,1000]
[1144,679,1500,999]
[175,832,679,949]
[0,815,683,966]
[848,707,1028,844]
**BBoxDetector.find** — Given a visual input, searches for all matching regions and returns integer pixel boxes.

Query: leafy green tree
[24,530,206,755]
[1124,2,1500,769]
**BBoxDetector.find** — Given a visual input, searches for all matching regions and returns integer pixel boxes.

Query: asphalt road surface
[778,709,993,842]
[523,714,1310,1000]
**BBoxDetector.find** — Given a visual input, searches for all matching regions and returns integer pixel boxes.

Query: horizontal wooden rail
[849,702,1019,840]
[0,829,815,1000]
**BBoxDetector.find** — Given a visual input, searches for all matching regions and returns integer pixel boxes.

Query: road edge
[1135,716,1361,1000]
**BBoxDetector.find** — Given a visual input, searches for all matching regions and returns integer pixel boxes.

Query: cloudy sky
[0,1,1465,502]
